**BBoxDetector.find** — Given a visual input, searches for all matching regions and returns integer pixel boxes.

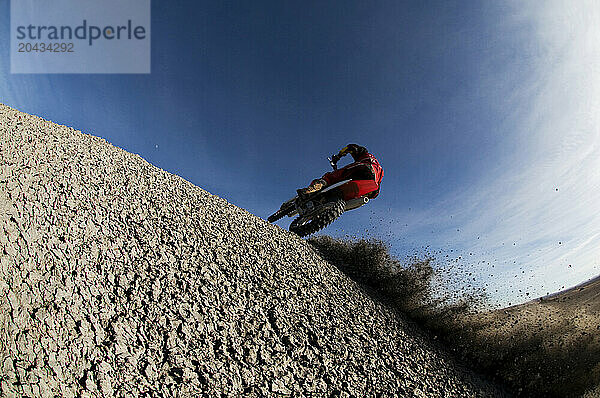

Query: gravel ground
[0,103,508,397]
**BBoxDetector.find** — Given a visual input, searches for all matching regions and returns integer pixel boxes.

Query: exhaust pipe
[345,196,369,211]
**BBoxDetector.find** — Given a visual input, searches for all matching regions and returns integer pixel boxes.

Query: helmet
[340,144,368,161]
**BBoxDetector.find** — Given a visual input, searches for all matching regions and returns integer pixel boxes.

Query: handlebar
[327,157,338,170]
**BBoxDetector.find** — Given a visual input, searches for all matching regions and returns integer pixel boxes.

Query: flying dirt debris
[0,104,507,396]
[458,277,600,398]
[308,236,600,398]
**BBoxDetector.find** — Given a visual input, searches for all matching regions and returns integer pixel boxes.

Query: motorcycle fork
[296,189,342,215]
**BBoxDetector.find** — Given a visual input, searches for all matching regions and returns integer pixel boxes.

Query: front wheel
[268,209,286,223]
[289,198,346,237]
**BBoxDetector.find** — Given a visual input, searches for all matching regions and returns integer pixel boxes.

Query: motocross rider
[298,144,384,200]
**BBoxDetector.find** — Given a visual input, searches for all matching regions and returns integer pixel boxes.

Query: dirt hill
[457,275,600,397]
[0,104,506,397]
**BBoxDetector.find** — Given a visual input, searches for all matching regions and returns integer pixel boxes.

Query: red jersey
[321,152,384,198]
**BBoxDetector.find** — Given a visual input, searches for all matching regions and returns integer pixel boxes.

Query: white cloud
[378,1,600,305]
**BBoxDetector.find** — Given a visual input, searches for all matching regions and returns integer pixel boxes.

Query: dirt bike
[268,157,371,237]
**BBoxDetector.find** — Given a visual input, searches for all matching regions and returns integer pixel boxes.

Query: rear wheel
[289,198,346,237]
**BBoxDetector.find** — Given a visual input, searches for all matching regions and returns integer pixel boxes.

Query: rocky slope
[0,104,507,397]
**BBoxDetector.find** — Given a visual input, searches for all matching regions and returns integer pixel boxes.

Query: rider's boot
[298,179,326,199]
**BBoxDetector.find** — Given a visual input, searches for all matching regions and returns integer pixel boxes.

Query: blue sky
[2,1,599,306]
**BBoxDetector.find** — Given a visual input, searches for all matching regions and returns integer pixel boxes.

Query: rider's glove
[331,154,341,164]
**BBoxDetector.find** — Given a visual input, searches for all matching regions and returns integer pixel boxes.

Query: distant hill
[454,274,600,397]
